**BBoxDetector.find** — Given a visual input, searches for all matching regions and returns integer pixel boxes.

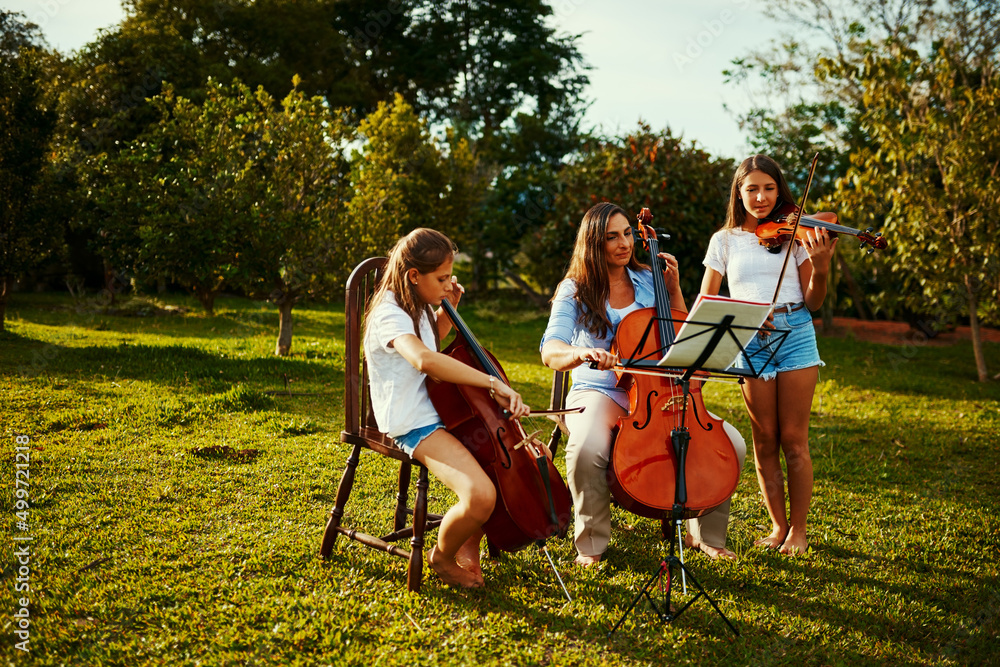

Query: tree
[233,81,355,355]
[346,94,485,263]
[727,0,1000,332]
[829,42,1000,381]
[0,11,57,331]
[87,78,355,354]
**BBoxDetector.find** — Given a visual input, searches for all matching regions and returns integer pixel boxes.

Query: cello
[607,209,741,520]
[426,300,573,553]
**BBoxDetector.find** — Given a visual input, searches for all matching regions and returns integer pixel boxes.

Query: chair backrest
[341,257,403,459]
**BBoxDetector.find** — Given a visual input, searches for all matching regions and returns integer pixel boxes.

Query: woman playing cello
[363,228,531,587]
[540,202,748,565]
[701,155,836,555]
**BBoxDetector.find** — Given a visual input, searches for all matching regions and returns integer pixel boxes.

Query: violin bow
[770,152,820,306]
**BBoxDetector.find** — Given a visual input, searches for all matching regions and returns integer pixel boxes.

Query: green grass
[2,292,999,665]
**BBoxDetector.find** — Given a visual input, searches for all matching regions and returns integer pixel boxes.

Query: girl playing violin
[540,202,748,565]
[701,154,837,556]
[363,228,531,587]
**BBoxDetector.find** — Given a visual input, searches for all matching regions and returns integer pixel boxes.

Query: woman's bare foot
[428,546,484,588]
[779,528,809,556]
[454,535,483,578]
[683,534,737,560]
[575,553,602,567]
[754,526,787,550]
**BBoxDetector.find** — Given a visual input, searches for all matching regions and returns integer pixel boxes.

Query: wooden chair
[320,256,571,591]
[320,257,442,592]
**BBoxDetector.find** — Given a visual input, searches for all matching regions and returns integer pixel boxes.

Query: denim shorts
[393,420,445,457]
[733,304,824,381]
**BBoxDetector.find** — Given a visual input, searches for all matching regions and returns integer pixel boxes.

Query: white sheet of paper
[656,294,772,370]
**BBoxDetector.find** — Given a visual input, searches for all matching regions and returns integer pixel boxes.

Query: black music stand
[607,313,788,638]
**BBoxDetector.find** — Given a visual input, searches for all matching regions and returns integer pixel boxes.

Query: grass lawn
[2,291,998,666]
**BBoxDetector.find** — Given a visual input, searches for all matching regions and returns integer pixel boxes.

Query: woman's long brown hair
[368,228,456,343]
[722,154,796,230]
[561,202,648,338]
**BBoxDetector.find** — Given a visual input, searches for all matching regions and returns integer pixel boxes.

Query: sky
[7,0,781,159]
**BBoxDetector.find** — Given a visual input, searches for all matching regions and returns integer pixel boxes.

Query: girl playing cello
[701,155,836,555]
[363,228,531,587]
[540,202,748,565]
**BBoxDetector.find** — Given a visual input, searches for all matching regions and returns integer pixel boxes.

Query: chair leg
[394,461,412,532]
[320,443,363,559]
[407,465,430,592]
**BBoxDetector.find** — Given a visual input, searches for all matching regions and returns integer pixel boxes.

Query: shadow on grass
[7,293,345,338]
[6,339,342,391]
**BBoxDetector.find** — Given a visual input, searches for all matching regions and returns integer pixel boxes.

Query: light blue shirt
[540,267,659,410]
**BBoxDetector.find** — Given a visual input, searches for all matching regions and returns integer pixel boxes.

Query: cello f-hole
[496,427,513,469]
[634,390,658,431]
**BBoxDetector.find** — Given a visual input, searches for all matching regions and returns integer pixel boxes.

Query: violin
[607,209,741,520]
[756,200,888,254]
[426,300,572,552]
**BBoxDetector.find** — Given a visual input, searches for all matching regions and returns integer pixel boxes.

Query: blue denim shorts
[733,304,824,381]
[393,420,445,457]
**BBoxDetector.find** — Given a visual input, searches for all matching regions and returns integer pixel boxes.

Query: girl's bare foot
[683,534,737,560]
[754,526,787,550]
[575,553,602,567]
[779,528,809,556]
[429,546,484,588]
[454,535,483,578]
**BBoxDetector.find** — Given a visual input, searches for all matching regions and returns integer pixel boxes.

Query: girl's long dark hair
[561,202,648,338]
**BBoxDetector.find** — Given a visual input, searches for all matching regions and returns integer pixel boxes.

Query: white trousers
[563,390,747,557]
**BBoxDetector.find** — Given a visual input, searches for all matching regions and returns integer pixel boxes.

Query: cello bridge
[660,395,686,412]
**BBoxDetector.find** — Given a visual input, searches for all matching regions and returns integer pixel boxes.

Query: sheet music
[656,294,772,369]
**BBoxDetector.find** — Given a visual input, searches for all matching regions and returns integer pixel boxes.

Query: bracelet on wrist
[488,375,496,399]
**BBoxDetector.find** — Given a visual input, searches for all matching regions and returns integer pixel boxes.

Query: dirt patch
[814,317,1000,346]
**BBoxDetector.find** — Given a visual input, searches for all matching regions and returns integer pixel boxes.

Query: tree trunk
[821,250,837,333]
[837,253,871,320]
[103,259,117,306]
[195,288,216,317]
[0,275,9,332]
[502,268,548,309]
[966,274,988,382]
[275,298,294,356]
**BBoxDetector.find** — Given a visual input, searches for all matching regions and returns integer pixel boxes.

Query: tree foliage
[346,94,487,265]
[0,11,58,330]
[87,78,354,355]
[522,124,734,301]
[829,42,1000,380]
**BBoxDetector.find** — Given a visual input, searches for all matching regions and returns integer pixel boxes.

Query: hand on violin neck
[802,227,837,267]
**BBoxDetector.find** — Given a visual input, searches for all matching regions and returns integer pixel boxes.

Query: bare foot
[428,546,484,588]
[683,534,737,560]
[754,527,787,550]
[779,529,809,556]
[454,535,483,578]
[575,553,602,567]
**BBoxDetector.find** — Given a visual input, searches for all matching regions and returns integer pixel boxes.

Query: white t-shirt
[362,292,441,438]
[703,228,809,306]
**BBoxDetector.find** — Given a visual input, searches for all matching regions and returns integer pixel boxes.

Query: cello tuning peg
[866,226,874,233]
